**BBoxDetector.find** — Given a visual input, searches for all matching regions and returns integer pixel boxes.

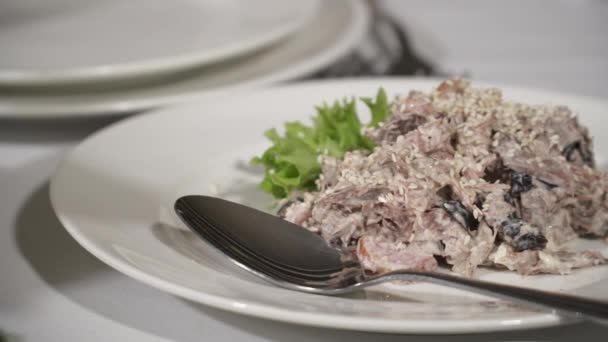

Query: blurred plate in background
[0,0,369,118]
[0,0,318,86]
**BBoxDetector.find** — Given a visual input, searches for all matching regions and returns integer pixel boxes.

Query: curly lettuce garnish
[252,88,391,198]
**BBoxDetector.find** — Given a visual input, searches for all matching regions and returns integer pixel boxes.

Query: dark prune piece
[510,172,533,196]
[382,218,398,231]
[395,115,426,134]
[506,211,521,220]
[537,178,558,189]
[580,145,594,167]
[562,141,581,162]
[482,158,509,184]
[383,115,427,142]
[276,196,304,218]
[449,132,459,149]
[503,192,515,205]
[513,233,547,252]
[436,185,454,201]
[433,254,449,266]
[438,240,447,250]
[501,219,523,237]
[277,201,293,218]
[328,237,343,247]
[442,200,479,230]
[563,140,594,167]
[474,193,485,209]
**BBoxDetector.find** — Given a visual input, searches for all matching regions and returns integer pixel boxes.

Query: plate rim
[0,0,319,86]
[0,0,370,118]
[50,77,608,333]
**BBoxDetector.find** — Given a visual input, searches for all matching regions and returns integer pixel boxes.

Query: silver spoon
[174,195,608,325]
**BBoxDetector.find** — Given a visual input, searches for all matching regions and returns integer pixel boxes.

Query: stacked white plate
[0,0,370,117]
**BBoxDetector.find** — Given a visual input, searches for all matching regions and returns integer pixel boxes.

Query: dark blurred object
[313,1,439,78]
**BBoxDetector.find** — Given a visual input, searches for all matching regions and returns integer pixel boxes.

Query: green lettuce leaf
[361,87,391,128]
[252,88,392,198]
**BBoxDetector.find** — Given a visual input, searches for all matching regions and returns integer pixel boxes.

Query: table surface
[1,1,607,341]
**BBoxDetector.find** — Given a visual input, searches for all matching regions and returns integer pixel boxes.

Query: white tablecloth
[1,1,607,340]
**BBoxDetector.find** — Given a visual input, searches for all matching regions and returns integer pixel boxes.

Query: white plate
[50,78,608,334]
[0,0,369,118]
[0,0,318,86]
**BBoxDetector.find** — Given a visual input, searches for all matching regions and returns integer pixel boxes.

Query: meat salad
[271,80,608,277]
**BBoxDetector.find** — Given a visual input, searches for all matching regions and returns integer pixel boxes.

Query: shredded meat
[279,79,608,277]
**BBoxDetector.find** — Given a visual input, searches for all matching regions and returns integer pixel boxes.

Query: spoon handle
[369,271,608,325]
